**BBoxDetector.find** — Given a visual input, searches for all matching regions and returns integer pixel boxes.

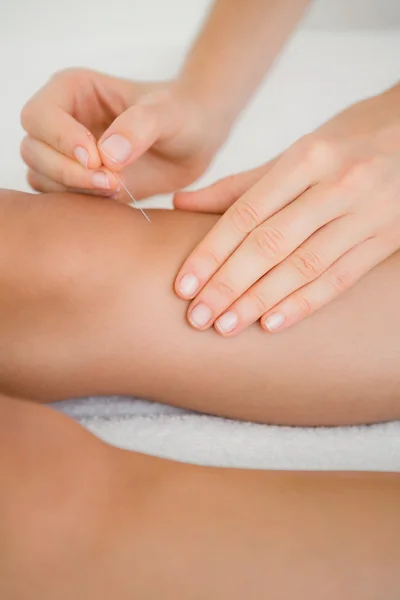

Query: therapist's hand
[20,69,219,200]
[174,85,400,335]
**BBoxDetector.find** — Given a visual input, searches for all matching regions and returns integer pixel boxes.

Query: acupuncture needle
[111,170,151,222]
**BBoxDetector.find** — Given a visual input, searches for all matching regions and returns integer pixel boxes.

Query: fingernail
[264,313,285,332]
[92,171,110,189]
[215,311,238,334]
[189,304,212,328]
[178,274,199,298]
[74,146,89,168]
[100,134,132,164]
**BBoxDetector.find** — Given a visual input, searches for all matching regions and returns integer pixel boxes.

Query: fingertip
[71,130,102,171]
[98,104,161,168]
[175,272,200,299]
[174,189,214,212]
[84,130,102,169]
[261,313,287,333]
[173,191,195,210]
[98,133,133,168]
[90,168,120,193]
[74,146,89,168]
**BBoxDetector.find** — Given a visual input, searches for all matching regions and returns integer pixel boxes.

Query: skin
[10,1,400,592]
[0,188,399,597]
[2,395,400,599]
[0,189,399,426]
[176,83,400,335]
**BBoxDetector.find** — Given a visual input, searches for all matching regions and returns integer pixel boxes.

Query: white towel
[55,396,400,471]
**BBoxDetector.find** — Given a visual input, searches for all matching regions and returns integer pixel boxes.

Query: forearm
[179,0,311,139]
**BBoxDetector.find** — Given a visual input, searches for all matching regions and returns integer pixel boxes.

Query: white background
[2,0,400,46]
[1,0,399,196]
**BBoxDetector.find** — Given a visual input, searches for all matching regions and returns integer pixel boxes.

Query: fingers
[175,138,332,301]
[21,136,119,193]
[21,70,103,192]
[21,93,101,170]
[173,159,277,213]
[98,89,181,171]
[261,236,393,333]
[184,182,345,330]
[26,170,119,198]
[27,170,66,193]
[213,214,365,335]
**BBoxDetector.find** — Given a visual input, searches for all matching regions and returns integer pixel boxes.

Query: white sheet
[1,30,399,471]
[56,396,400,471]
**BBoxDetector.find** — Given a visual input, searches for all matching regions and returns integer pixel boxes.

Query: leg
[0,189,399,425]
[2,394,400,599]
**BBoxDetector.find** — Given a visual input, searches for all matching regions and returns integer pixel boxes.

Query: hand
[174,86,400,335]
[20,69,220,200]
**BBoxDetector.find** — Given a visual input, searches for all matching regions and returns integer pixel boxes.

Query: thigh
[0,189,399,425]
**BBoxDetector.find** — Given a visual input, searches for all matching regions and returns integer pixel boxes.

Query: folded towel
[55,396,400,471]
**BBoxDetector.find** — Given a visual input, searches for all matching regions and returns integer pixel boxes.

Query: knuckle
[20,101,35,132]
[27,170,42,192]
[204,248,224,270]
[230,200,260,234]
[295,294,313,317]
[292,249,324,280]
[51,67,88,84]
[339,159,378,192]
[210,278,236,300]
[20,136,31,164]
[133,103,157,129]
[53,130,65,154]
[247,288,269,313]
[252,226,286,260]
[299,135,338,169]
[328,269,354,294]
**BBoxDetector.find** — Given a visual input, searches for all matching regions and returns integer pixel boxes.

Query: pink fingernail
[178,274,199,298]
[74,146,89,168]
[100,134,132,164]
[189,304,212,328]
[215,311,238,334]
[264,313,285,332]
[92,171,110,189]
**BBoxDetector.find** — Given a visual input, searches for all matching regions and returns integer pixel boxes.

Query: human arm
[174,82,400,335]
[20,0,310,199]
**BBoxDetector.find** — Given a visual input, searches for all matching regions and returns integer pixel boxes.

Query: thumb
[174,158,277,214]
[98,89,181,171]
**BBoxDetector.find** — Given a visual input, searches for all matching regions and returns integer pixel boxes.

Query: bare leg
[0,189,399,425]
[2,395,399,600]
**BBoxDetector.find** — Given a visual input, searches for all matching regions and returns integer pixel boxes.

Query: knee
[0,189,133,315]
[0,190,135,397]
[0,396,115,595]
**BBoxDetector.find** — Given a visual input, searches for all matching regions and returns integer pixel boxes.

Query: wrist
[174,73,236,152]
